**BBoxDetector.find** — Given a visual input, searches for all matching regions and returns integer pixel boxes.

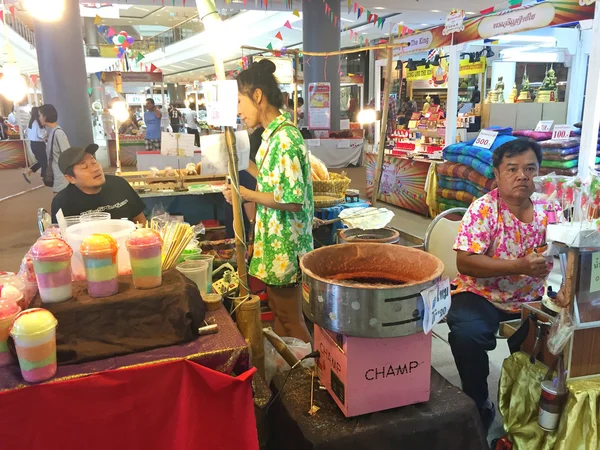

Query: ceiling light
[373,7,385,10]
[421,24,429,27]
[466,11,476,15]
[23,0,65,22]
[431,10,441,13]
[340,18,355,23]
[361,32,368,34]
[0,62,27,103]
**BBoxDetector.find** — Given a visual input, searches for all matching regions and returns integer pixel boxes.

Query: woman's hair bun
[256,58,277,75]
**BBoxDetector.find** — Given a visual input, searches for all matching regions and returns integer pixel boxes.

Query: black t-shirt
[51,175,146,223]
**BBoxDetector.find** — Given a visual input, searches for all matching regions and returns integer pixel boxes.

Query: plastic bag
[309,154,329,181]
[0,270,32,311]
[264,335,313,386]
[547,308,576,355]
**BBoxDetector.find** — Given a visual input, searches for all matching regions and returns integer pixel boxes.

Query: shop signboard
[406,57,485,86]
[253,56,294,84]
[459,57,487,76]
[443,9,466,36]
[308,82,331,130]
[378,0,594,62]
[125,94,164,105]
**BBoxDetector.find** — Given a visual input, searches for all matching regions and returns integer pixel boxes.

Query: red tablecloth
[0,307,259,450]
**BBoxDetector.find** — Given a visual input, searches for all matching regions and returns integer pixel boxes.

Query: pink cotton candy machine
[300,243,444,417]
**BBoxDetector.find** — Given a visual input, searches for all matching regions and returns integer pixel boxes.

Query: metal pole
[293,54,299,126]
[371,34,394,206]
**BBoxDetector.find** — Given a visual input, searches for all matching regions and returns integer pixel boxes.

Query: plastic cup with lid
[0,297,20,367]
[126,228,163,289]
[80,234,119,298]
[10,308,58,383]
[30,237,74,304]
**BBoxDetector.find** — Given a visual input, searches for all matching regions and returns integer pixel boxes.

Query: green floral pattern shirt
[249,115,314,286]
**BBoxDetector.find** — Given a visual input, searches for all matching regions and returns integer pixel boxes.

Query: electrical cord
[264,351,320,415]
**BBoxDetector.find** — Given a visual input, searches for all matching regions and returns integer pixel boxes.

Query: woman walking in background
[23,107,47,183]
[39,104,71,193]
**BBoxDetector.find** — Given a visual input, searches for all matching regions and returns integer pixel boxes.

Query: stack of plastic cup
[126,228,163,289]
[178,239,200,264]
[10,308,58,383]
[176,260,209,293]
[184,254,214,294]
[80,234,119,298]
[0,298,20,367]
[30,237,74,304]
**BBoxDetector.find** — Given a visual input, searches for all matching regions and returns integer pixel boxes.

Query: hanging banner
[308,82,331,130]
[406,57,486,84]
[459,57,487,76]
[377,0,594,62]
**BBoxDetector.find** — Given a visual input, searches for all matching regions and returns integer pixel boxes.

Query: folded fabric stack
[436,162,498,212]
[436,127,511,211]
[512,130,553,142]
[538,138,595,176]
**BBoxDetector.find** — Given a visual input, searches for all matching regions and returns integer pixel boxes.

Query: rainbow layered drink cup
[30,237,74,304]
[10,308,58,383]
[0,298,20,367]
[80,234,119,298]
[126,228,163,289]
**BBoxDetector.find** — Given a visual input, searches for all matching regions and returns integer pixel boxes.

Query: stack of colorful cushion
[437,127,511,211]
[512,130,553,142]
[436,162,498,211]
[539,138,591,176]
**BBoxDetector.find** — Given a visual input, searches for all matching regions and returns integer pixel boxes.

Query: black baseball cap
[58,144,99,174]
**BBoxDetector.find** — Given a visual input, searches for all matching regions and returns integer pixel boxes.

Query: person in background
[51,145,146,225]
[185,104,200,146]
[431,95,445,118]
[449,138,567,431]
[168,103,183,133]
[144,98,162,150]
[23,107,48,183]
[7,109,17,126]
[346,95,358,123]
[471,85,481,105]
[39,104,70,193]
[224,59,313,343]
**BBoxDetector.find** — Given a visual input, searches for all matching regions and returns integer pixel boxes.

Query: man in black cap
[51,144,147,225]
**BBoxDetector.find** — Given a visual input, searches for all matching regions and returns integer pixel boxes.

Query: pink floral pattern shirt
[453,189,557,312]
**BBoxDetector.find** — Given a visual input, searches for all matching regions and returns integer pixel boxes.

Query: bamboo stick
[371,33,395,206]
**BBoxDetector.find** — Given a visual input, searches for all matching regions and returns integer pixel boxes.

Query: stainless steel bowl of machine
[300,243,444,338]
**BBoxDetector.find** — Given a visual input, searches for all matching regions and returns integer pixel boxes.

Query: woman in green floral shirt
[223,59,313,343]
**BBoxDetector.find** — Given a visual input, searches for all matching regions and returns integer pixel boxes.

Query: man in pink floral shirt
[448,138,557,430]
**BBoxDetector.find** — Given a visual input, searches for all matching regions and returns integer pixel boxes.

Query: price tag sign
[422,277,451,335]
[552,125,572,141]
[473,129,498,149]
[535,120,554,132]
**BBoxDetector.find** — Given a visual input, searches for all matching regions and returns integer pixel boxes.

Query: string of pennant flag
[479,0,545,14]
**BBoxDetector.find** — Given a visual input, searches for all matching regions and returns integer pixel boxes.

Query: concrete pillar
[34,0,93,147]
[167,83,177,105]
[302,0,340,131]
